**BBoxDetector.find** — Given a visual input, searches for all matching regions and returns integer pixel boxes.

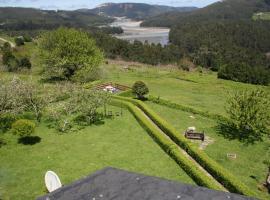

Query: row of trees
[92,31,183,65]
[0,77,112,135]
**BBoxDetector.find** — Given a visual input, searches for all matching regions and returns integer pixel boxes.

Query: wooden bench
[185,131,205,141]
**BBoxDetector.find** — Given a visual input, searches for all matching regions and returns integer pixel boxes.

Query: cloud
[0,0,220,10]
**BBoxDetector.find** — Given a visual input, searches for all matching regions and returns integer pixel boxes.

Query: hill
[142,0,270,27]
[87,3,197,20]
[142,0,270,85]
[0,7,113,30]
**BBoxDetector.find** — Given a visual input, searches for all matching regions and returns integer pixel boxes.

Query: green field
[1,41,270,199]
[0,105,194,200]
[145,102,270,199]
[103,63,269,116]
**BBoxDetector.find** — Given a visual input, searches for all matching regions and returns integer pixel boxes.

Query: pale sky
[0,0,220,10]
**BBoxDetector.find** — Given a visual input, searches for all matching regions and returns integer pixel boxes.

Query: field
[0,105,194,200]
[0,41,270,199]
[103,62,269,116]
[101,62,270,198]
[145,102,270,199]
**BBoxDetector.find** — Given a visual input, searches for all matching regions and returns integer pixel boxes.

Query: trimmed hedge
[148,95,228,122]
[112,96,256,197]
[12,119,36,137]
[110,98,224,191]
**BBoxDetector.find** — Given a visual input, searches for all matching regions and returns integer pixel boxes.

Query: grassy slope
[103,63,269,116]
[0,105,194,200]
[145,102,270,199]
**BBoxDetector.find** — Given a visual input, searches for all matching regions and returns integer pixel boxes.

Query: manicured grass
[145,102,270,199]
[103,64,269,116]
[0,105,194,200]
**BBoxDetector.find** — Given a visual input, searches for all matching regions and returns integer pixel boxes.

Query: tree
[0,77,46,122]
[0,78,26,115]
[39,27,104,82]
[68,88,111,124]
[226,89,270,142]
[132,81,149,99]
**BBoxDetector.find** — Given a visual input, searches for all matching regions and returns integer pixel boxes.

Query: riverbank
[110,17,170,46]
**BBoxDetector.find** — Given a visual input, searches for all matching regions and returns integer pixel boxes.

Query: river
[110,17,170,46]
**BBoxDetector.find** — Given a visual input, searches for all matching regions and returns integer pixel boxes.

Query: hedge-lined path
[112,98,227,191]
[137,104,227,191]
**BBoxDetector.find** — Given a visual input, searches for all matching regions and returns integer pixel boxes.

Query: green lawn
[145,102,270,199]
[0,105,194,200]
[103,63,269,116]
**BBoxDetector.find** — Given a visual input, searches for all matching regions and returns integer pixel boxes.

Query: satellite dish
[45,171,62,192]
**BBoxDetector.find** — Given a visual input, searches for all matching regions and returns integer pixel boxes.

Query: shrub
[12,119,35,137]
[0,138,6,147]
[15,37,25,46]
[23,35,32,42]
[0,114,17,132]
[132,81,149,99]
[19,57,31,69]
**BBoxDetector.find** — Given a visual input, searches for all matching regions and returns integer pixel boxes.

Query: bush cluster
[110,98,223,191]
[0,114,17,132]
[113,96,256,197]
[12,119,36,137]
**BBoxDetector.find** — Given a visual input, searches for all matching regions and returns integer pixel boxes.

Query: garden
[0,28,269,200]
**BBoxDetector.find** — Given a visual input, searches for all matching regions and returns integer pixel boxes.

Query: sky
[0,0,220,10]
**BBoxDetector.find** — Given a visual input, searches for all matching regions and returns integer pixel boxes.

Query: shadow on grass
[215,121,263,145]
[18,136,41,145]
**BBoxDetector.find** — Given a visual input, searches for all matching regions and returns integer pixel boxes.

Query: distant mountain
[0,7,113,28]
[142,0,270,27]
[87,3,197,20]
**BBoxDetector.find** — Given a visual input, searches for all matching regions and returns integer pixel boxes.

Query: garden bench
[185,130,205,141]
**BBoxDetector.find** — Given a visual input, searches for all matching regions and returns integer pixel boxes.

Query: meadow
[0,105,194,200]
[0,41,269,199]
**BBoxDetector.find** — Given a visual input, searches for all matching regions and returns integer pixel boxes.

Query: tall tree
[39,27,104,82]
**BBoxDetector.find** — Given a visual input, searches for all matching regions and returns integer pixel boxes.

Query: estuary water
[110,17,170,46]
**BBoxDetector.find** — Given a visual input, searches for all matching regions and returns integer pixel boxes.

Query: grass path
[113,98,227,191]
[140,109,227,191]
[145,101,270,199]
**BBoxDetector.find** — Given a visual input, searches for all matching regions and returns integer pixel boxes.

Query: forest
[142,0,270,85]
